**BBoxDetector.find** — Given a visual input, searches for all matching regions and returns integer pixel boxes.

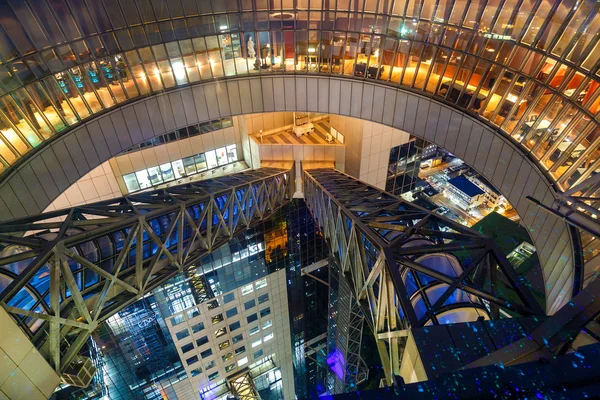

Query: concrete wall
[0,76,575,315]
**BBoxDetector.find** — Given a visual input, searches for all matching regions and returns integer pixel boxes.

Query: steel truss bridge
[303,168,545,384]
[0,166,291,376]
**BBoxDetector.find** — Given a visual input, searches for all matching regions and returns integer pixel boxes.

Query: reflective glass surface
[0,0,598,189]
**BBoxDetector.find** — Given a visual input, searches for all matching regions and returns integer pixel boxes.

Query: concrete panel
[98,117,121,156]
[250,79,264,113]
[180,88,199,125]
[329,79,340,114]
[73,126,101,168]
[339,80,352,116]
[284,78,297,111]
[482,134,503,179]
[450,112,467,158]
[226,81,242,116]
[203,84,220,119]
[29,157,59,202]
[144,97,166,135]
[307,78,319,112]
[18,165,49,211]
[371,86,385,123]
[215,82,231,118]
[296,77,307,111]
[423,102,441,142]
[40,149,70,192]
[0,185,26,219]
[317,78,329,113]
[382,88,396,126]
[403,95,418,133]
[8,176,37,216]
[392,91,407,129]
[238,80,253,114]
[462,122,481,166]
[413,98,430,137]
[133,102,156,140]
[62,134,89,176]
[473,128,494,174]
[261,78,275,112]
[109,112,133,149]
[192,86,210,121]
[121,106,144,145]
[491,143,512,189]
[273,77,286,112]
[167,92,187,128]
[350,81,363,117]
[156,94,177,131]
[51,141,79,184]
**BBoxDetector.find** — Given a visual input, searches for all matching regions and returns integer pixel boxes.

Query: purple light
[327,348,345,380]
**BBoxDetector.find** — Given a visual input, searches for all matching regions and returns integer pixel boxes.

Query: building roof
[447,176,485,198]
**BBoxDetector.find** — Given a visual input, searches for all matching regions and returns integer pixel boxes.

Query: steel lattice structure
[0,166,291,376]
[303,168,545,384]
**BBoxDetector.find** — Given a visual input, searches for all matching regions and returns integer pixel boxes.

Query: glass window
[181,343,194,353]
[200,349,213,358]
[208,371,219,381]
[235,346,246,355]
[160,162,175,181]
[226,144,238,162]
[244,299,256,310]
[258,293,269,304]
[225,363,235,373]
[191,367,202,376]
[260,307,271,318]
[196,336,209,347]
[247,313,258,324]
[261,320,272,330]
[176,329,190,340]
[251,339,261,348]
[237,357,248,366]
[215,146,228,166]
[226,307,238,318]
[229,321,241,331]
[212,314,224,325]
[264,332,274,342]
[187,308,200,319]
[205,150,218,169]
[219,340,231,350]
[255,278,267,290]
[205,360,216,370]
[249,326,260,336]
[254,349,264,359]
[171,314,185,326]
[241,284,254,296]
[172,159,185,179]
[232,334,243,344]
[222,352,233,362]
[135,170,153,189]
[223,292,235,304]
[215,327,227,337]
[186,355,199,365]
[183,156,197,175]
[195,153,208,171]
[192,322,205,333]
[147,166,163,185]
[123,173,140,192]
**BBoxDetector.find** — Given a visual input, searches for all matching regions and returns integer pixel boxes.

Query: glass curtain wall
[0,0,599,191]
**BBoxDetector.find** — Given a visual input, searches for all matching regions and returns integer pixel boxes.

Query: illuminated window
[253,350,264,359]
[215,146,228,166]
[222,352,233,362]
[212,314,224,325]
[208,372,219,381]
[255,279,267,290]
[251,339,261,348]
[264,333,274,342]
[241,284,254,296]
[215,327,227,338]
[205,360,216,370]
[227,144,238,162]
[207,300,219,310]
[235,346,246,355]
[187,308,200,319]
[225,363,236,373]
[219,340,231,350]
[249,326,260,336]
[237,357,248,367]
[261,320,272,330]
[191,367,202,377]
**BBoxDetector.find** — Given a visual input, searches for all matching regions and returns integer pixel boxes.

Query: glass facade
[0,0,598,191]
